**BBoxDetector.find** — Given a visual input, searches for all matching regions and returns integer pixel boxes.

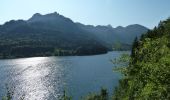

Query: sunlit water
[0,51,127,100]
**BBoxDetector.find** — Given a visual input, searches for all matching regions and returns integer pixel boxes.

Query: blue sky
[0,0,170,28]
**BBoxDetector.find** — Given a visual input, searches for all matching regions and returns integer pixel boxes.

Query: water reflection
[4,57,67,100]
[0,52,125,100]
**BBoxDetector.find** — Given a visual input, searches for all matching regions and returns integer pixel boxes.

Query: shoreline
[0,50,131,60]
[0,51,108,60]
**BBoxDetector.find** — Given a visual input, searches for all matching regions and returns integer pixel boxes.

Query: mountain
[0,12,108,58]
[0,12,148,58]
[76,23,148,50]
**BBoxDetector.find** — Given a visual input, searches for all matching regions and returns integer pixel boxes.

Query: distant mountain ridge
[76,22,148,49]
[0,12,148,58]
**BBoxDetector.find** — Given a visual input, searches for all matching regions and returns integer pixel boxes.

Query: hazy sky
[1,0,170,28]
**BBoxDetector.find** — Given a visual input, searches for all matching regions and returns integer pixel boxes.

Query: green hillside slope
[113,18,170,100]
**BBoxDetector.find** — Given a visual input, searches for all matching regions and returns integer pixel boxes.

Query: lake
[0,51,127,100]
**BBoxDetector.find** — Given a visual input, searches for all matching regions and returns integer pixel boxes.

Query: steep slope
[0,12,108,58]
[114,24,148,43]
[0,12,148,58]
[113,18,170,99]
[28,12,81,33]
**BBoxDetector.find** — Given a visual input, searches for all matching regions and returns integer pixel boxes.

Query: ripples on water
[0,51,126,100]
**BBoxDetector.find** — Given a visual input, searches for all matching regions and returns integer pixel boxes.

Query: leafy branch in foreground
[2,85,14,100]
[1,84,25,100]
[60,90,72,100]
[111,53,130,74]
[83,88,108,100]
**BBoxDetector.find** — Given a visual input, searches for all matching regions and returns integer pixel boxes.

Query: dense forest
[83,18,170,100]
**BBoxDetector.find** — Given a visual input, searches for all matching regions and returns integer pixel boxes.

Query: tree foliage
[113,18,170,100]
[83,88,108,100]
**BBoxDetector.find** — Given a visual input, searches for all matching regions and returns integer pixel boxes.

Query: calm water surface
[0,51,127,100]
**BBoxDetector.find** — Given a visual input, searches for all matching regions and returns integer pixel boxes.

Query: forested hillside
[0,12,108,58]
[0,12,148,58]
[82,18,170,100]
[77,23,148,50]
[113,18,170,99]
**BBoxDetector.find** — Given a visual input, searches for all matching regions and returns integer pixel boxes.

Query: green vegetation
[60,90,72,100]
[112,18,170,99]
[83,88,108,100]
[112,42,131,51]
[1,17,170,100]
[83,18,170,100]
[1,85,24,100]
[0,42,108,59]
